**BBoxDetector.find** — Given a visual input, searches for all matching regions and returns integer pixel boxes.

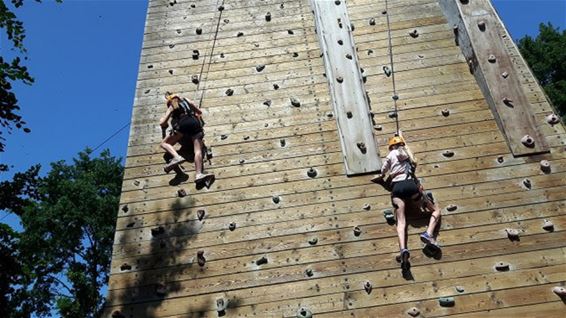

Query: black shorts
[176,116,203,137]
[391,179,420,200]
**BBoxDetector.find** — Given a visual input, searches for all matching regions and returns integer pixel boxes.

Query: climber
[371,133,441,271]
[160,92,214,185]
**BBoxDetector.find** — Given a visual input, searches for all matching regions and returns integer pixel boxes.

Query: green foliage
[0,149,123,318]
[518,23,566,118]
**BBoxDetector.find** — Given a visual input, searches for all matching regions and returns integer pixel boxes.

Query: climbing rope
[384,0,400,134]
[193,0,225,107]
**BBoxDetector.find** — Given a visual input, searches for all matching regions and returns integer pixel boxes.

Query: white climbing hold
[540,160,551,173]
[521,135,535,148]
[542,219,554,232]
[505,228,520,240]
[488,54,497,63]
[546,113,560,125]
[552,286,566,297]
[522,178,532,189]
[407,307,420,317]
[495,261,510,271]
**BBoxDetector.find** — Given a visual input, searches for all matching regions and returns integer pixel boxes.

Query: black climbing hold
[522,178,532,189]
[297,308,313,318]
[478,20,486,31]
[326,112,334,118]
[337,39,343,45]
[256,64,265,72]
[220,134,228,140]
[383,65,392,77]
[335,0,341,5]
[169,44,175,49]
[190,3,195,7]
[280,139,286,147]
[336,76,344,83]
[237,31,244,37]
[409,29,419,38]
[542,219,554,232]
[168,69,174,75]
[192,50,200,60]
[540,160,551,173]
[441,108,450,117]
[305,268,314,277]
[446,204,457,212]
[273,83,280,90]
[495,261,510,272]
[177,189,187,197]
[225,88,234,96]
[363,281,372,294]
[197,250,206,267]
[218,5,224,11]
[126,222,135,228]
[353,226,362,237]
[192,75,199,84]
[272,195,280,204]
[357,142,367,154]
[392,95,399,101]
[290,97,301,107]
[155,283,167,296]
[497,156,504,163]
[382,10,387,14]
[503,97,513,107]
[144,89,150,94]
[220,52,225,58]
[120,263,132,271]
[239,159,245,164]
[263,100,272,107]
[506,228,520,241]
[168,0,176,6]
[307,168,318,178]
[345,53,352,60]
[442,150,455,158]
[243,136,250,140]
[367,49,374,55]
[346,111,353,119]
[460,0,469,4]
[363,203,371,211]
[350,23,355,31]
[197,209,206,221]
[256,256,268,265]
[388,111,397,118]
[439,297,455,307]
[383,209,395,225]
[369,18,376,26]
[287,29,294,35]
[374,125,383,131]
[224,19,229,24]
[488,54,497,63]
[265,12,271,22]
[455,286,465,293]
[122,205,129,213]
[151,226,165,237]
[308,237,318,245]
[229,222,236,231]
[280,3,284,9]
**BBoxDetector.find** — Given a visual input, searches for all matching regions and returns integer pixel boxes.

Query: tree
[0,149,123,317]
[518,22,566,118]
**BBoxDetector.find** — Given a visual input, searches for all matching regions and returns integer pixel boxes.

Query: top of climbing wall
[105,0,566,317]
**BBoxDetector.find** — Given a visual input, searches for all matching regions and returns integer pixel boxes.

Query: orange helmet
[388,135,405,149]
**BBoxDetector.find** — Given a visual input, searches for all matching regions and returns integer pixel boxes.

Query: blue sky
[0,0,565,223]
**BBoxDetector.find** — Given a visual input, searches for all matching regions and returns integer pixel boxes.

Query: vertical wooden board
[310,0,382,175]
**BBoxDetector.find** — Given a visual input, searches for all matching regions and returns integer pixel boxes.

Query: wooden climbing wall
[105,0,566,317]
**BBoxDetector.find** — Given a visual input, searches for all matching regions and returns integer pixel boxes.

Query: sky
[0,0,565,222]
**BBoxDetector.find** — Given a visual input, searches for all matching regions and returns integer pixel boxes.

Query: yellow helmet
[388,135,405,149]
[165,92,180,105]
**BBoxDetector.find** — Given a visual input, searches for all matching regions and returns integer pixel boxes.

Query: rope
[384,0,400,135]
[193,0,225,107]
[91,122,130,154]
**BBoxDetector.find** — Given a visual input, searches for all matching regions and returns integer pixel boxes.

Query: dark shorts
[391,179,420,200]
[176,116,203,137]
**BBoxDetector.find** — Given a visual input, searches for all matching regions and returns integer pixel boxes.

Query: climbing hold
[144,89,150,94]
[256,64,266,72]
[409,29,419,38]
[346,111,353,119]
[546,113,560,125]
[239,159,245,164]
[501,71,509,78]
[243,136,249,141]
[357,142,367,154]
[191,75,199,84]
[169,44,175,49]
[467,59,474,73]
[290,97,301,107]
[194,27,202,35]
[446,204,457,212]
[442,150,455,158]
[147,64,153,69]
[168,0,176,6]
[288,29,294,35]
[522,178,532,190]
[367,49,374,55]
[228,222,236,231]
[197,250,206,267]
[337,39,343,45]
[297,308,313,318]
[190,4,195,8]
[506,228,520,241]
[407,307,420,317]
[273,83,280,90]
[223,19,229,24]
[438,297,455,307]
[120,263,132,271]
[383,209,395,225]
[335,0,341,5]
[197,209,205,221]
[263,100,272,107]
[280,3,284,9]
[553,286,566,298]
[279,139,286,147]
[369,18,376,26]
[495,261,510,271]
[460,0,469,4]
[305,268,314,277]
[293,52,299,57]
[363,203,371,211]
[111,310,125,318]
[540,160,551,173]
[488,54,497,63]
[265,12,271,22]
[353,226,362,237]
[220,134,228,140]
[327,112,334,118]
[168,69,174,75]
[151,226,165,237]
[374,125,383,131]
[497,156,504,163]
[455,286,465,293]
[122,205,129,213]
[225,88,234,96]
[363,281,373,294]
[502,97,513,107]
[336,76,344,83]
[521,135,535,148]
[308,237,318,245]
[345,53,352,60]
[382,10,387,14]
[441,109,450,117]
[126,222,135,228]
[192,50,199,60]
[236,31,244,37]
[155,283,167,296]
[177,189,187,197]
[272,195,280,204]
[383,65,392,77]
[350,23,355,31]
[478,20,486,31]
[216,298,228,315]
[542,219,554,232]
[217,5,224,11]
[256,256,268,265]
[220,53,225,58]
[392,95,399,101]
[307,168,318,178]
[388,111,397,119]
